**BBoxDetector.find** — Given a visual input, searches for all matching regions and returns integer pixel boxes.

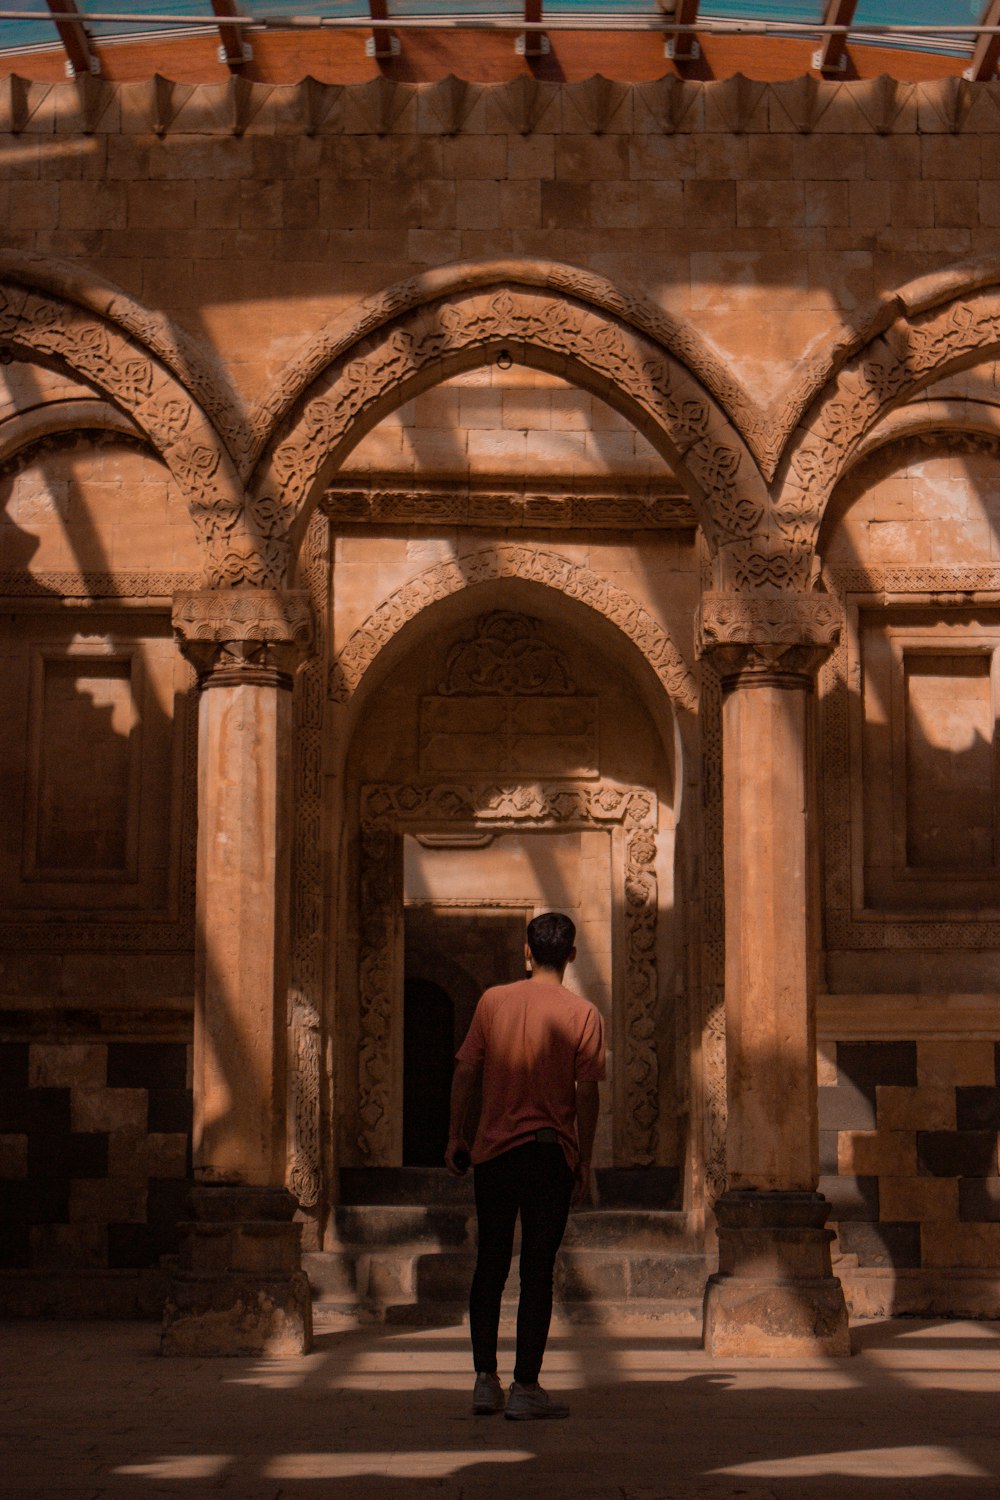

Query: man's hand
[572,1159,592,1207]
[445,1137,471,1176]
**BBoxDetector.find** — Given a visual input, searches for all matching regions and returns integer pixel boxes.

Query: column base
[161,1185,313,1357]
[702,1190,850,1358]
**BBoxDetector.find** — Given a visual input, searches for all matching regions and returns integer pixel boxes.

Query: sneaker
[472,1371,505,1414]
[504,1382,570,1421]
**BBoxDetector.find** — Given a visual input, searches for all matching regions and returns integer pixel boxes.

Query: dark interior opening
[401,906,527,1167]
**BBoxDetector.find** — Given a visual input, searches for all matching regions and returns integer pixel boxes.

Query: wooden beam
[367,0,399,60]
[45,0,98,77]
[518,1,549,60]
[211,0,252,71]
[966,0,1000,81]
[664,0,700,65]
[813,0,858,76]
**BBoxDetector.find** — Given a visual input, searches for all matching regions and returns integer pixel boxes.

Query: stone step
[304,1244,708,1319]
[315,1180,703,1323]
[338,1165,681,1210]
[328,1204,698,1253]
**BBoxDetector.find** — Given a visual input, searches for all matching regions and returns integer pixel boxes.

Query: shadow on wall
[811,434,1000,1309]
[0,382,195,1282]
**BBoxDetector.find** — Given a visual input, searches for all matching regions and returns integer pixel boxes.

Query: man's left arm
[573,1079,600,1206]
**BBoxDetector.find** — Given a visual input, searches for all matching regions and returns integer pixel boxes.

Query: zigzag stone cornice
[7,73,1000,142]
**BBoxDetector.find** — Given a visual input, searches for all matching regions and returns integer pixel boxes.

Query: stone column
[697,592,850,1358]
[163,587,314,1357]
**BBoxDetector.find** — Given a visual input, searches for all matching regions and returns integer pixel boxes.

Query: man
[445,910,605,1421]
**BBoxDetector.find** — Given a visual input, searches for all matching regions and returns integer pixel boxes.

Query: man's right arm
[445,1059,480,1175]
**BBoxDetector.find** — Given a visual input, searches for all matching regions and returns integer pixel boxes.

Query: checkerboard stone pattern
[0,1041,192,1270]
[819,1040,1000,1270]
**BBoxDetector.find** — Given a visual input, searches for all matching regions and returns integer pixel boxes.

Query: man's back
[458,976,604,1168]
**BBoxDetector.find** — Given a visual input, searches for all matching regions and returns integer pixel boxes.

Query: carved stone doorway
[357,796,658,1169]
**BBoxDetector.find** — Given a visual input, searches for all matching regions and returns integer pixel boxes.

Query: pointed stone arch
[328,542,698,715]
[250,264,770,574]
[0,270,254,584]
[776,265,1000,586]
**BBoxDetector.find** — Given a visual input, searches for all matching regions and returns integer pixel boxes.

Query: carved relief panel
[418,610,600,777]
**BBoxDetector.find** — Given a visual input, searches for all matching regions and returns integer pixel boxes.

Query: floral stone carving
[440,611,575,696]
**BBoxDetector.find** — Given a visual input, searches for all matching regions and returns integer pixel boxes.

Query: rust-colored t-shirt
[456,977,606,1169]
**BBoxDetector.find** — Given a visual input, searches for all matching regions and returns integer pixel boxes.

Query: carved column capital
[172,588,313,689]
[696,591,842,690]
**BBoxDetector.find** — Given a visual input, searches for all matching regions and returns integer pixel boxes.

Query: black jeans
[469,1141,574,1385]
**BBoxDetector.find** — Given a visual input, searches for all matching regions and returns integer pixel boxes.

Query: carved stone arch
[249,257,761,467]
[0,251,250,472]
[329,543,698,717]
[776,272,1000,588]
[848,397,1000,471]
[0,275,260,585]
[250,270,770,570]
[816,398,1000,565]
[0,397,144,465]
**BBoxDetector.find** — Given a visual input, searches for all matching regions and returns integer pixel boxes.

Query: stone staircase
[304,1169,708,1324]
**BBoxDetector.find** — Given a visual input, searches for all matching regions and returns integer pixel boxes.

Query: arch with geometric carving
[0,271,249,584]
[250,265,771,569]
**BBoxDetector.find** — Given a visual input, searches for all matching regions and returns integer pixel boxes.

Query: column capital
[172,587,313,688]
[696,591,842,690]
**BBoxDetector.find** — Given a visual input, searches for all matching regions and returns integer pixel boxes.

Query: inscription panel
[419,696,599,778]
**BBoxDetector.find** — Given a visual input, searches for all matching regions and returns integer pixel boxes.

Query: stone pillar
[697,592,850,1358]
[163,587,314,1357]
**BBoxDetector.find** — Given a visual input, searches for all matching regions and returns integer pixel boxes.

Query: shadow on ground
[2,1316,1000,1499]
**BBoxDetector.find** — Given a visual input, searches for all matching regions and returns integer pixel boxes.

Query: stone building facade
[1,53,1000,1353]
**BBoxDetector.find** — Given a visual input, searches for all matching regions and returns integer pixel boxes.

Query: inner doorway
[400,829,614,1168]
[402,904,526,1166]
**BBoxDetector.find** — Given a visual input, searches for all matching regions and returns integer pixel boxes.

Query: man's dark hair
[526,911,576,970]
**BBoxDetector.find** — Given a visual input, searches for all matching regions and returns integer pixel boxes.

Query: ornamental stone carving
[247,258,758,483]
[697,591,842,685]
[0,276,269,586]
[440,612,574,696]
[253,280,769,562]
[172,587,313,685]
[286,513,331,1214]
[776,284,1000,580]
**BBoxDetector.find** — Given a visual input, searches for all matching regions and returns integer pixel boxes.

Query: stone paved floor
[3,1315,1000,1499]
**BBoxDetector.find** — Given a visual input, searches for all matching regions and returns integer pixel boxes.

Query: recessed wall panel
[903,653,994,871]
[30,656,139,880]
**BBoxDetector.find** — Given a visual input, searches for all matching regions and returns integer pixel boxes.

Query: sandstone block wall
[0,72,998,1292]
[0,1040,191,1273]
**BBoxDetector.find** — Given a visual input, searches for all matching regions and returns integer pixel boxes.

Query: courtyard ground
[2,1314,1000,1499]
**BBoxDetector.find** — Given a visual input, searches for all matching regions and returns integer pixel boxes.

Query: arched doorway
[334,589,687,1187]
